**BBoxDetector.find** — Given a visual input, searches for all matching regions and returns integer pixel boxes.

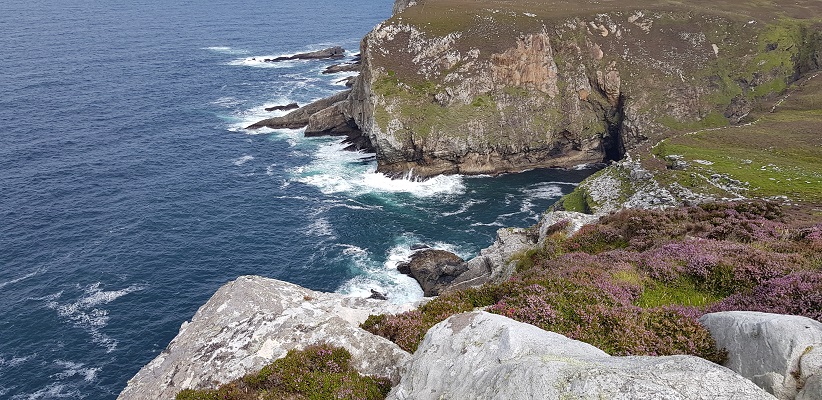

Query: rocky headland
[122,0,822,399]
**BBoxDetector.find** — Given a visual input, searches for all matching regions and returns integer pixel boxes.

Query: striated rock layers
[348,0,821,177]
[388,311,775,399]
[117,276,415,400]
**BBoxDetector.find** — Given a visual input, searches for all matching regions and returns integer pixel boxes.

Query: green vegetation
[653,75,822,205]
[363,202,822,362]
[176,344,391,400]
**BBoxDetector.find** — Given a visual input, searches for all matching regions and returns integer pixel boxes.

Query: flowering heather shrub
[362,202,819,368]
[175,344,391,400]
[361,294,475,353]
[708,271,822,321]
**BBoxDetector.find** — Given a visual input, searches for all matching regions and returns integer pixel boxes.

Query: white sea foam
[228,56,302,69]
[305,217,335,238]
[233,155,254,166]
[13,383,80,400]
[335,235,475,303]
[440,199,486,217]
[291,141,465,198]
[52,361,99,383]
[46,283,143,353]
[0,355,33,369]
[0,267,44,290]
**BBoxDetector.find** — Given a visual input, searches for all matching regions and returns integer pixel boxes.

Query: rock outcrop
[323,62,361,74]
[265,102,299,112]
[700,311,822,400]
[117,276,415,400]
[248,90,352,130]
[263,46,345,62]
[351,0,822,177]
[443,227,535,293]
[389,311,774,399]
[396,249,466,296]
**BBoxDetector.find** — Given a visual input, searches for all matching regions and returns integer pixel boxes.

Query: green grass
[636,279,722,308]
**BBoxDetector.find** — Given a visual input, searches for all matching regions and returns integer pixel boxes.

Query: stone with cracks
[700,311,822,400]
[389,311,774,400]
[117,276,414,400]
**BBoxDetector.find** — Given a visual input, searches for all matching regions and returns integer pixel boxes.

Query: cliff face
[351,0,821,177]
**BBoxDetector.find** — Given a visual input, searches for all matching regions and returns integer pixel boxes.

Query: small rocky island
[120,0,822,398]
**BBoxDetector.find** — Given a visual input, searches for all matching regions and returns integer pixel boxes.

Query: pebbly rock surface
[117,276,415,400]
[699,311,822,400]
[396,249,466,296]
[389,311,775,400]
[263,46,345,62]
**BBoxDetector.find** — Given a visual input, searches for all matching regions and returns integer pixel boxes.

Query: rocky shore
[120,0,822,398]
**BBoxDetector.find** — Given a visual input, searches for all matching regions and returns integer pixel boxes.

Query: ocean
[0,0,594,398]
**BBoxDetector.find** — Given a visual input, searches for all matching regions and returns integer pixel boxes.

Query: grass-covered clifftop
[554,72,822,215]
[353,0,822,177]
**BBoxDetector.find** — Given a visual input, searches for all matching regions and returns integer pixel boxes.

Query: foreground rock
[397,249,465,296]
[389,311,774,399]
[263,46,344,62]
[118,276,415,400]
[700,311,822,400]
[247,90,351,130]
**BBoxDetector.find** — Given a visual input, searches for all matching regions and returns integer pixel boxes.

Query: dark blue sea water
[0,0,594,398]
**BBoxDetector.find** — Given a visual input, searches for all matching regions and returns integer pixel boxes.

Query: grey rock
[798,347,822,400]
[265,102,299,112]
[247,90,351,130]
[699,311,822,400]
[389,311,774,400]
[537,210,599,242]
[304,102,360,138]
[392,0,418,15]
[118,276,415,400]
[323,62,361,74]
[263,46,345,62]
[444,227,534,293]
[396,249,466,296]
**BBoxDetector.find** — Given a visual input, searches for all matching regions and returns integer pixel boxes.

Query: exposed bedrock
[117,276,415,400]
[700,311,822,400]
[353,0,822,178]
[247,90,352,130]
[388,311,775,399]
[396,249,466,296]
[262,46,345,62]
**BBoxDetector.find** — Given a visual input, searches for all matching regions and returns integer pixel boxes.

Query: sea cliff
[124,0,822,399]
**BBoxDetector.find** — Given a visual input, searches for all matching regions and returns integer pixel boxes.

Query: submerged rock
[700,311,822,400]
[389,311,774,399]
[117,276,415,400]
[396,249,466,296]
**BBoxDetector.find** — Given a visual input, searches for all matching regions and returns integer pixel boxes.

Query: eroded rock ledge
[117,276,415,400]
